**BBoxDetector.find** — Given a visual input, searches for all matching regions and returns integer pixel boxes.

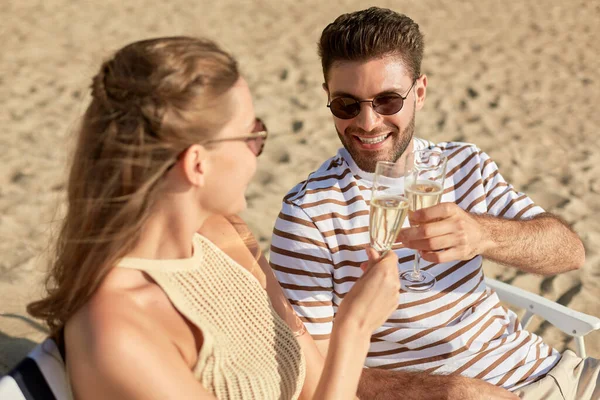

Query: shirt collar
[338,137,431,182]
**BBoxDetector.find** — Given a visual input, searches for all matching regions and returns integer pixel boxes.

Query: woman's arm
[212,215,399,400]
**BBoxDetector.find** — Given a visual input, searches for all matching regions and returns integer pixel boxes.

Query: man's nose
[353,102,381,132]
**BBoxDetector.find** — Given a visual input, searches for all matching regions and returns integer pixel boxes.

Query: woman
[27,36,400,399]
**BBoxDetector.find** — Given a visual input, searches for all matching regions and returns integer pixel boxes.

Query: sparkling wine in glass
[399,149,447,292]
[369,161,409,254]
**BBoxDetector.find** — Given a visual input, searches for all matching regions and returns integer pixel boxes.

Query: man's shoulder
[281,151,354,207]
[427,140,482,156]
[425,140,490,168]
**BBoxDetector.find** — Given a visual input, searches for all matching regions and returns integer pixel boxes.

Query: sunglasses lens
[253,118,266,133]
[373,94,404,115]
[245,137,263,156]
[329,97,361,119]
[249,118,267,156]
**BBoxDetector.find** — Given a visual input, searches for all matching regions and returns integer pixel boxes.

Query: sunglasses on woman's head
[327,79,418,120]
[202,118,268,157]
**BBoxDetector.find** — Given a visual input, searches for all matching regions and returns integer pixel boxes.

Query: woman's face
[200,77,260,216]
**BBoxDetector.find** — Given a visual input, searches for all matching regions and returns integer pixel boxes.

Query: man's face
[325,56,426,172]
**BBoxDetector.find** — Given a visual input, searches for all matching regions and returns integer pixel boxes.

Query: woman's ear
[180,144,207,187]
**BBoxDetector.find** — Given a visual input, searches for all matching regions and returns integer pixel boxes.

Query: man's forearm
[477,212,585,275]
[358,368,518,400]
[358,368,478,400]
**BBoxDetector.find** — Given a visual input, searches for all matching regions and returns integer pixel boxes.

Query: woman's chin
[227,198,247,215]
[207,194,248,217]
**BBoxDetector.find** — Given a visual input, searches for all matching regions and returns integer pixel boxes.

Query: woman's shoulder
[198,215,267,289]
[64,278,208,398]
[65,269,199,370]
[65,275,167,355]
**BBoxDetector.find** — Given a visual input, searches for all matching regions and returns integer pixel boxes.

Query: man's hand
[396,202,584,274]
[397,202,493,263]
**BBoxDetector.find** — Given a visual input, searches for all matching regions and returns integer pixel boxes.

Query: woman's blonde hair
[27,36,240,337]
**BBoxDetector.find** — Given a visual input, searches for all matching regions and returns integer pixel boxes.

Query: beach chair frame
[0,338,68,400]
[486,277,600,358]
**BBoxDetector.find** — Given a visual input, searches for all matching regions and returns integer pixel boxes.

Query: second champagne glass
[369,161,409,255]
[399,149,447,292]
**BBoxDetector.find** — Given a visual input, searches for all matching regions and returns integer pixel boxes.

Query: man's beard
[336,112,415,173]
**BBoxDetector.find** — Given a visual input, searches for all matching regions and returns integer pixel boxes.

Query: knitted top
[116,233,306,399]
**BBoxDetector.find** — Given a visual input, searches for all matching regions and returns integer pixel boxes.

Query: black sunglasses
[202,118,268,157]
[327,79,418,120]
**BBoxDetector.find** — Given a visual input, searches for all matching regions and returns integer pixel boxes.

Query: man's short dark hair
[318,7,424,82]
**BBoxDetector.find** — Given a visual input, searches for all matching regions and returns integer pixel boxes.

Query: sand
[1,0,599,374]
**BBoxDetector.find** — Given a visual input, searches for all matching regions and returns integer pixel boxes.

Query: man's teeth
[358,134,388,144]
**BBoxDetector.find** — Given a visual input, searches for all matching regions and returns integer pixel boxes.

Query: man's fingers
[404,234,456,251]
[419,247,462,263]
[398,219,456,242]
[396,227,409,242]
[410,202,457,224]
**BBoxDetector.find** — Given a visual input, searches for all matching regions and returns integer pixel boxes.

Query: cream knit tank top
[116,233,306,399]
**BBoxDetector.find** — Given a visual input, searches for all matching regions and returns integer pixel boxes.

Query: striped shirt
[270,138,560,390]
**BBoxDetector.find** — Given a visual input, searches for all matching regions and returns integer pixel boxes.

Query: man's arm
[399,148,585,275]
[358,367,518,400]
[400,205,585,275]
[314,338,517,400]
[476,211,584,274]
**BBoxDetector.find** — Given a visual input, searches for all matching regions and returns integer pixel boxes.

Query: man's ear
[322,82,329,97]
[180,144,206,187]
[415,74,427,111]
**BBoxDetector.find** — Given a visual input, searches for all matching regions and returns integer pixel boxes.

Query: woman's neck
[126,198,210,260]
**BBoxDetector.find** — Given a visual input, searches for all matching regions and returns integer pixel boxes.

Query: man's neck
[340,138,417,180]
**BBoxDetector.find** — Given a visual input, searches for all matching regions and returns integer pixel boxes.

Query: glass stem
[412,252,422,280]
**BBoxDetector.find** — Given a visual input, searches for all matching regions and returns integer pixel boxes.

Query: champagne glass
[399,150,448,292]
[369,161,409,255]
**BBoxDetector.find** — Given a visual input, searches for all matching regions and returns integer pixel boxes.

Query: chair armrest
[485,277,600,337]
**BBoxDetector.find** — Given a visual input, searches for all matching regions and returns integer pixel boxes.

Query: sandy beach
[1,0,599,373]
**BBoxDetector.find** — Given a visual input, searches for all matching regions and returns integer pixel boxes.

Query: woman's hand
[312,247,400,399]
[336,246,400,335]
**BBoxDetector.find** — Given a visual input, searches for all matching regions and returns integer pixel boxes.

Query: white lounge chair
[0,338,69,400]
[486,277,600,358]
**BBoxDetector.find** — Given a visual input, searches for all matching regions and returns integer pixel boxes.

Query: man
[270,7,596,400]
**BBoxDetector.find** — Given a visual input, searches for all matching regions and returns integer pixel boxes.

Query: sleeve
[269,200,335,339]
[479,150,545,219]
